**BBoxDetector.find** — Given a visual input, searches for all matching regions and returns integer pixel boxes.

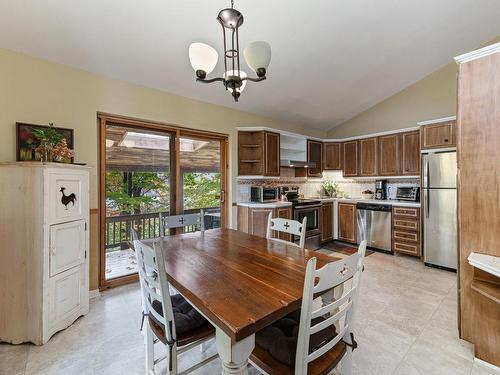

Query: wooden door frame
[97,113,229,290]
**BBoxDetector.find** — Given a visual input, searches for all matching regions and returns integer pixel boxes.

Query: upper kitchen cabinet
[420,119,456,149]
[264,131,280,176]
[238,130,280,176]
[307,140,323,177]
[401,130,420,175]
[323,142,343,170]
[343,140,358,177]
[358,137,378,176]
[378,134,400,176]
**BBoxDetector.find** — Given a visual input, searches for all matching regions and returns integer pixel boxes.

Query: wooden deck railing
[105,207,220,251]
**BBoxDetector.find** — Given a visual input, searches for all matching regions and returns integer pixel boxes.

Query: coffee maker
[375,180,387,200]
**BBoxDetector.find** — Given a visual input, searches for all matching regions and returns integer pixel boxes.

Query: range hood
[280,160,316,168]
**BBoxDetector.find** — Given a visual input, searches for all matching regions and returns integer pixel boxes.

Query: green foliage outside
[106,171,170,214]
[183,173,220,210]
[106,171,220,215]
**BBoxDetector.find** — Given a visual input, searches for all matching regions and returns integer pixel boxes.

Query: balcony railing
[105,207,220,251]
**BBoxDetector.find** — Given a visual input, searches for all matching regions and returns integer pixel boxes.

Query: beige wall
[0,47,325,210]
[327,62,457,138]
[327,37,500,138]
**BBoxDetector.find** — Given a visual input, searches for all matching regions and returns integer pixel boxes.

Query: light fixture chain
[231,0,234,9]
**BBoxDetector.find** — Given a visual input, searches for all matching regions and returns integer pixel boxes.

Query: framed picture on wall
[16,122,74,163]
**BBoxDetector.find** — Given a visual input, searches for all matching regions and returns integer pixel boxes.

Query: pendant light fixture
[188,0,271,102]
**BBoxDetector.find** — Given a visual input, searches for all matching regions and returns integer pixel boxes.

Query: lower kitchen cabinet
[392,206,421,257]
[321,201,333,243]
[338,202,357,243]
[237,205,292,241]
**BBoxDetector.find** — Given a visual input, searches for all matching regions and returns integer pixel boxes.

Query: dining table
[152,228,341,375]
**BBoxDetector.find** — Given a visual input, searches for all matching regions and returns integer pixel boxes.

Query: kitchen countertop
[237,201,292,208]
[335,198,421,207]
[306,197,420,208]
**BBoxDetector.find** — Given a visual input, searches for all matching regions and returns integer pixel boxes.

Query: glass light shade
[243,41,271,72]
[189,43,218,74]
[224,70,247,93]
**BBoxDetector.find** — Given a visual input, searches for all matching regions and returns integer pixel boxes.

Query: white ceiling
[1,1,499,130]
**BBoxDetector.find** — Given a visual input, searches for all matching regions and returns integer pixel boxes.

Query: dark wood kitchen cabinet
[323,142,343,170]
[238,131,280,176]
[307,140,323,177]
[264,131,280,176]
[378,134,400,176]
[237,205,292,240]
[343,141,359,177]
[358,137,378,176]
[392,206,421,257]
[401,130,420,175]
[420,120,456,149]
[338,202,357,243]
[321,201,333,243]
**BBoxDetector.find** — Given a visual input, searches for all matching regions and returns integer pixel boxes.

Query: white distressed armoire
[0,162,90,344]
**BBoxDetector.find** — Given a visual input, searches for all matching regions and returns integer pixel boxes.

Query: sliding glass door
[104,124,174,281]
[179,135,224,230]
[99,117,228,288]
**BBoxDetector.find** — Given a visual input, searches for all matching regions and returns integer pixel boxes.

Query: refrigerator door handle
[425,189,430,218]
[424,158,430,188]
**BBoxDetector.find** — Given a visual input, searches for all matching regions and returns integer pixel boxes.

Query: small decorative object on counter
[361,190,374,199]
[322,180,342,197]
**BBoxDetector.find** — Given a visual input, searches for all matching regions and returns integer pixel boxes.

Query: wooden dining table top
[150,228,340,342]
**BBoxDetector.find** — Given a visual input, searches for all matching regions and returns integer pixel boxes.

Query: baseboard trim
[474,358,500,373]
[89,289,101,299]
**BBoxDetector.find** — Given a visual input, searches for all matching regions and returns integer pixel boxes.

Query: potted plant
[33,123,74,162]
[321,180,341,197]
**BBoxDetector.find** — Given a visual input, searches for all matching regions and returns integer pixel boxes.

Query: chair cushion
[255,309,337,367]
[151,294,208,335]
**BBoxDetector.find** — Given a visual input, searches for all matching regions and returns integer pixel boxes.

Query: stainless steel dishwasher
[356,203,392,253]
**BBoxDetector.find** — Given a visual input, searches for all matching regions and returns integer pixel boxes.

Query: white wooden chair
[133,234,217,375]
[250,240,367,375]
[159,210,205,237]
[266,212,307,249]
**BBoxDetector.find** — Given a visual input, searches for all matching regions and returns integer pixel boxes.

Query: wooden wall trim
[97,112,229,139]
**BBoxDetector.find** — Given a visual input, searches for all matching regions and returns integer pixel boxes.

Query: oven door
[294,205,321,237]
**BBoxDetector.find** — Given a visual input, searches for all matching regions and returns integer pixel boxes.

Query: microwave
[250,186,279,203]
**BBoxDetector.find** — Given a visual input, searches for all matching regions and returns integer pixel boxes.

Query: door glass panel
[179,136,222,231]
[105,124,171,280]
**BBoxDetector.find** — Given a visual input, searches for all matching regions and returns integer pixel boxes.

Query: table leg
[216,329,255,375]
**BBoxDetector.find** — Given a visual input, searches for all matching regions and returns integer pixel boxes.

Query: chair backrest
[294,240,367,374]
[133,231,178,342]
[266,212,307,249]
[159,209,205,237]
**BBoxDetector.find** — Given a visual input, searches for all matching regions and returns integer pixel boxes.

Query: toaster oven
[250,186,279,203]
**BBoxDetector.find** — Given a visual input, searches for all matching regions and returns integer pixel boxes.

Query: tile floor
[1,250,497,375]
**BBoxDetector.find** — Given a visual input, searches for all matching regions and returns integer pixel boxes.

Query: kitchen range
[280,186,322,249]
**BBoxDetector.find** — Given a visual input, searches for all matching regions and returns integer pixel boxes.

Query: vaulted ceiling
[0,0,499,130]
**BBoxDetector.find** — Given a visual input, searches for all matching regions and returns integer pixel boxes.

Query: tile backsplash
[237,169,419,201]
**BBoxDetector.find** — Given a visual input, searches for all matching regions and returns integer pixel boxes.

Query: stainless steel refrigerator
[422,151,457,270]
